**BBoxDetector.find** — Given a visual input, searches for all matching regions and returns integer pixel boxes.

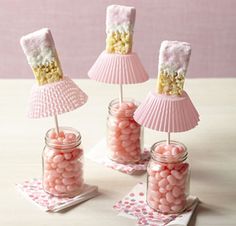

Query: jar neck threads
[150,140,187,164]
[45,127,81,150]
[108,98,139,117]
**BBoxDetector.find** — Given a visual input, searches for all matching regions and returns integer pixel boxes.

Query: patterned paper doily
[16,178,98,212]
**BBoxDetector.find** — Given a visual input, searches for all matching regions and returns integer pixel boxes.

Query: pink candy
[43,130,83,197]
[107,101,142,164]
[147,143,189,214]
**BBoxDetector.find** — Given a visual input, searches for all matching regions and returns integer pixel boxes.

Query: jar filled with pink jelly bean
[107,98,143,164]
[42,127,84,197]
[147,141,190,214]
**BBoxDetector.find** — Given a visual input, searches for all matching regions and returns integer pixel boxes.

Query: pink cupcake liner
[134,91,199,133]
[88,51,149,84]
[28,76,88,118]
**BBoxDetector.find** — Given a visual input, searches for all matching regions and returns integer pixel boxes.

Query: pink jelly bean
[62,177,76,186]
[129,151,138,157]
[124,110,134,117]
[127,102,135,108]
[65,133,76,141]
[125,144,136,152]
[155,172,161,180]
[149,176,158,184]
[172,186,182,198]
[164,144,173,152]
[179,163,189,174]
[72,148,83,159]
[120,102,129,110]
[46,170,58,179]
[57,137,64,143]
[167,164,175,170]
[132,127,140,134]
[129,122,137,129]
[166,192,175,203]
[62,171,76,178]
[158,178,168,188]
[119,134,129,141]
[53,154,64,163]
[176,145,185,153]
[121,128,132,135]
[147,168,156,177]
[130,134,139,141]
[171,170,183,180]
[64,153,72,160]
[48,181,55,187]
[49,187,57,194]
[171,205,183,212]
[166,184,173,191]
[163,151,171,156]
[55,184,67,193]
[57,160,69,169]
[171,147,181,155]
[118,120,129,129]
[50,163,57,169]
[150,190,161,200]
[49,131,58,139]
[65,165,74,172]
[122,140,132,147]
[58,131,65,138]
[109,137,117,145]
[159,188,167,194]
[174,163,188,173]
[45,149,56,160]
[154,145,165,154]
[45,163,52,170]
[167,175,178,185]
[160,170,169,178]
[160,198,169,205]
[149,182,158,190]
[174,198,182,205]
[55,178,62,184]
[56,168,64,173]
[159,204,170,213]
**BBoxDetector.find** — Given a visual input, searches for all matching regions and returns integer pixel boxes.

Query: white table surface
[0,78,235,226]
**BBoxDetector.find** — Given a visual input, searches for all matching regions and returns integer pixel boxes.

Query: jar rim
[45,126,81,150]
[150,140,187,163]
[108,98,140,117]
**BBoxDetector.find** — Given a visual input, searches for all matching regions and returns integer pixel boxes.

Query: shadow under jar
[107,98,143,164]
[42,127,84,197]
[147,141,190,214]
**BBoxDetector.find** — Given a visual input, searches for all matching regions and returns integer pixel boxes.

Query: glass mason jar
[107,98,143,164]
[42,127,84,197]
[147,141,190,214]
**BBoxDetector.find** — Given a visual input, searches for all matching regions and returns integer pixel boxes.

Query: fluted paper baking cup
[28,76,88,118]
[88,51,148,84]
[134,91,199,132]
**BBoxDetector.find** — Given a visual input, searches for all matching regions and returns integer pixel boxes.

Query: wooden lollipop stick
[119,84,123,104]
[54,115,60,134]
[167,132,170,145]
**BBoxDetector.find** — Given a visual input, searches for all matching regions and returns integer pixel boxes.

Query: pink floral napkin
[114,182,199,226]
[16,178,98,212]
[86,138,150,174]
